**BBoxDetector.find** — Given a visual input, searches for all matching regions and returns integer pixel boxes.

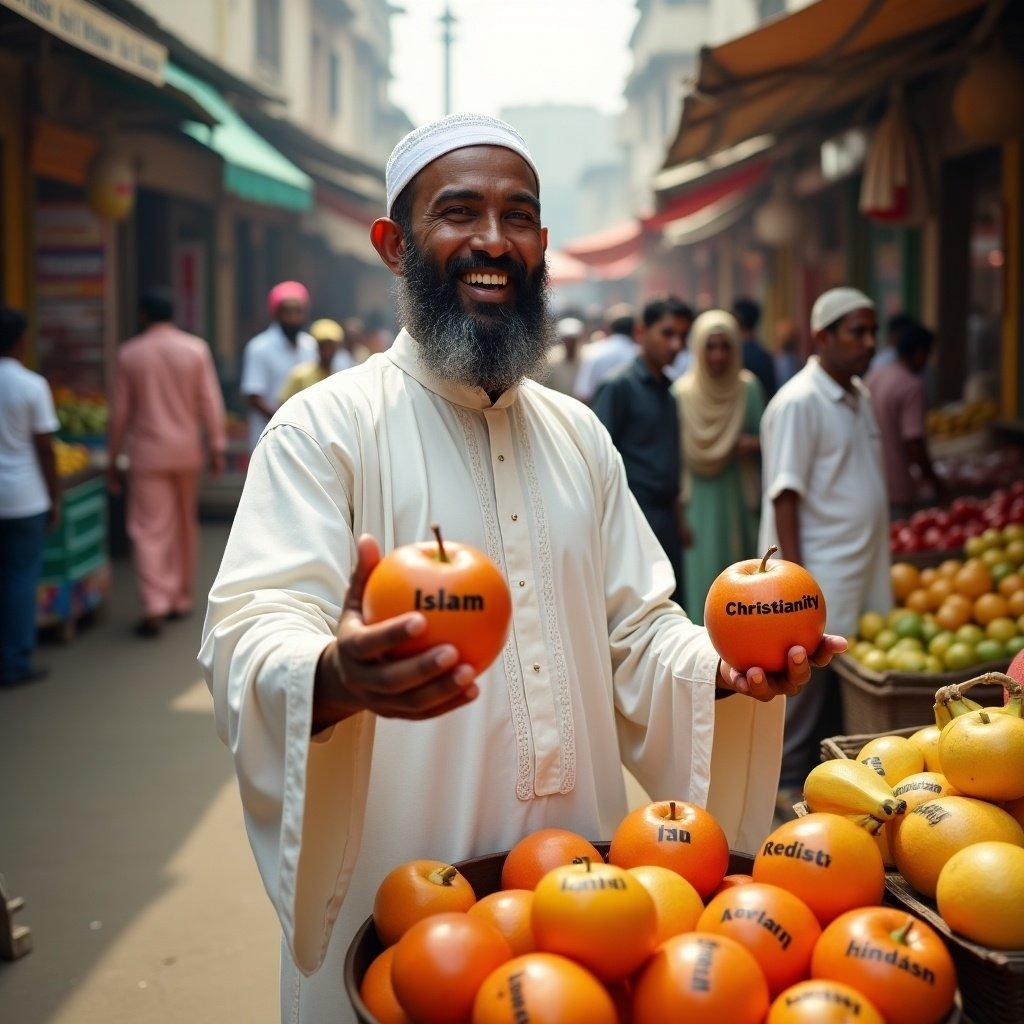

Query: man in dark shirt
[592,297,688,605]
[734,297,777,401]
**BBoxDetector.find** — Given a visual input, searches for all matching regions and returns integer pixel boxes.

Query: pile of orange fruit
[360,800,958,1024]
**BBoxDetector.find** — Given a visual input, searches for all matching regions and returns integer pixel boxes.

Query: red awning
[645,160,770,231]
[546,248,589,285]
[562,220,643,267]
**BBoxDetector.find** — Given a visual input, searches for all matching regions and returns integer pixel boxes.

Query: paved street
[0,524,279,1024]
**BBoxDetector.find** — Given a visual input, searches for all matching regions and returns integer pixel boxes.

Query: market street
[0,524,278,1024]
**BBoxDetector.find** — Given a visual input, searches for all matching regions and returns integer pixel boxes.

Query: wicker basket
[834,655,1007,733]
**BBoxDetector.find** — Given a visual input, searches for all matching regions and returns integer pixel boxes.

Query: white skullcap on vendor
[385,112,540,215]
[810,286,875,334]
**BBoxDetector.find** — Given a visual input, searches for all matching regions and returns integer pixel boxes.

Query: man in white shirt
[201,114,844,1022]
[573,304,638,402]
[543,316,584,395]
[0,308,59,686]
[759,287,891,806]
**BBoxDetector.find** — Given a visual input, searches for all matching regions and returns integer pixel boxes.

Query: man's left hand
[717,635,847,702]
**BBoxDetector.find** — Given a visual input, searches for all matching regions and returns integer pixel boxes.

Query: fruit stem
[891,918,915,946]
[669,800,678,821]
[578,856,592,873]
[958,671,1018,697]
[431,523,449,563]
[759,546,778,573]
[979,710,991,724]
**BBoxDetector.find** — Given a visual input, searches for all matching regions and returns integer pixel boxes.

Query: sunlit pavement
[0,524,278,1024]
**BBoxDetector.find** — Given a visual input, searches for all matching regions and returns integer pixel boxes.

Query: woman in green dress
[672,310,765,624]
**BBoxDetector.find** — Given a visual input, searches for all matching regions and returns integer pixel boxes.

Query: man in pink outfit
[108,290,227,637]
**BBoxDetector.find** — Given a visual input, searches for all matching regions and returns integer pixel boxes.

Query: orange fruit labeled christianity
[374,860,477,947]
[500,829,603,891]
[608,800,729,898]
[632,932,771,1024]
[705,547,826,673]
[752,813,884,925]
[935,841,1024,949]
[767,979,884,1024]
[530,858,656,982]
[811,908,956,1024]
[359,946,412,1024]
[391,913,512,1024]
[471,953,618,1024]
[627,865,704,944]
[697,882,821,996]
[468,890,535,957]
[362,525,512,674]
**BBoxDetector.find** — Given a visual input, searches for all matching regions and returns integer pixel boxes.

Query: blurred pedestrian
[866,317,944,517]
[663,301,696,382]
[107,290,227,637]
[278,319,348,403]
[733,297,777,401]
[592,297,687,604]
[759,287,890,806]
[240,281,316,450]
[544,316,584,395]
[342,317,372,364]
[673,310,764,624]
[0,308,59,685]
[573,304,637,402]
[773,318,802,387]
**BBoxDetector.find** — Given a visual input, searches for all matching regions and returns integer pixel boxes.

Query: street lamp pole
[440,2,456,115]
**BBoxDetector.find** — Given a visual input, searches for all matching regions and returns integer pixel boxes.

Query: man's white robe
[199,330,784,1023]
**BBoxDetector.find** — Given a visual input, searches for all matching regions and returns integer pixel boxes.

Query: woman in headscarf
[673,310,765,623]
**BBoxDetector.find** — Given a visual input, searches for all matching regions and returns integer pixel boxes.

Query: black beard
[395,240,554,394]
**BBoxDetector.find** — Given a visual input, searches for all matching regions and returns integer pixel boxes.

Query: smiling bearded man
[200,114,844,1023]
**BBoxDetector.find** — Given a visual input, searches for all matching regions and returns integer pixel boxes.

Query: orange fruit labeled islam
[632,932,770,1024]
[391,913,512,1024]
[697,882,821,996]
[811,908,956,1024]
[531,858,656,982]
[767,979,884,1024]
[891,563,920,603]
[608,800,729,898]
[954,559,993,600]
[856,735,924,785]
[935,841,1024,949]
[471,953,617,1024]
[705,548,825,673]
[362,525,512,674]
[627,864,703,944]
[936,595,973,632]
[938,709,1024,801]
[468,890,535,957]
[374,860,477,946]
[974,592,1010,626]
[752,813,884,925]
[891,795,1024,897]
[500,828,603,891]
[359,946,412,1024]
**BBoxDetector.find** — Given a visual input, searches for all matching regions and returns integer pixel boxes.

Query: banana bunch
[803,759,906,821]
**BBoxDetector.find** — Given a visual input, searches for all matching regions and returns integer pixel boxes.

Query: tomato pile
[891,483,1024,555]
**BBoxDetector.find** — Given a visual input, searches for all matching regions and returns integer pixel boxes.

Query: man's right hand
[312,534,479,732]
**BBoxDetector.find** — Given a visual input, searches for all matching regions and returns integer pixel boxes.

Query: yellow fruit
[803,760,904,820]
[886,772,960,847]
[856,735,924,785]
[891,795,1024,897]
[936,842,1024,949]
[891,563,920,603]
[939,709,1024,801]
[974,593,1010,626]
[907,725,943,772]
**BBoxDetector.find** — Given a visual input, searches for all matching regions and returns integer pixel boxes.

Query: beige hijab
[673,309,756,478]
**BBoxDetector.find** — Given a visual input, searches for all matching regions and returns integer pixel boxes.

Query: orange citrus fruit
[954,560,993,600]
[927,579,954,609]
[501,829,603,891]
[374,860,477,946]
[906,727,943,772]
[856,735,924,784]
[1009,590,1024,617]
[919,567,939,588]
[767,979,884,1024]
[999,573,1024,598]
[887,772,959,844]
[974,592,1010,626]
[938,709,1024,801]
[935,841,1024,949]
[891,563,920,602]
[627,864,703,944]
[906,589,933,613]
[712,872,754,896]
[359,946,412,1024]
[468,890,535,956]
[938,559,962,579]
[935,595,973,632]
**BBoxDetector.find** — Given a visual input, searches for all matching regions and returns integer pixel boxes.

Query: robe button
[511,513,518,521]
[532,663,541,672]
[518,580,526,588]
[497,454,505,462]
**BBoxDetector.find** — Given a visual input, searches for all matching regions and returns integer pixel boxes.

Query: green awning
[165,62,312,212]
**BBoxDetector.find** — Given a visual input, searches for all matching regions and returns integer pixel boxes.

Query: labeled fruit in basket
[906,725,943,771]
[713,872,754,896]
[697,883,821,996]
[626,864,703,944]
[531,859,656,982]
[608,800,729,898]
[752,814,885,925]
[362,525,512,674]
[392,913,512,1024]
[935,841,1024,950]
[704,546,825,673]
[939,708,1024,800]
[766,979,884,1024]
[631,932,770,1024]
[891,795,1024,897]
[471,953,617,1024]
[374,860,477,946]
[359,946,412,1024]
[468,890,535,957]
[803,759,904,820]
[856,735,924,785]
[811,908,956,1024]
[500,829,603,891]
[888,773,960,837]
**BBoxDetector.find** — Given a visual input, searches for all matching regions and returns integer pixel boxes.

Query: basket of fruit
[891,500,1024,564]
[345,800,964,1024]
[806,673,1024,1024]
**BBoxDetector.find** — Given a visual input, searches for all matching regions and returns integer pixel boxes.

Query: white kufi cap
[811,287,875,333]
[385,113,539,215]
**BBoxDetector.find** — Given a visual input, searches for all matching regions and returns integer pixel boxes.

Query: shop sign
[1,0,166,84]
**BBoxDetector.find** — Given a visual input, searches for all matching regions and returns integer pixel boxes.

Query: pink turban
[267,280,310,317]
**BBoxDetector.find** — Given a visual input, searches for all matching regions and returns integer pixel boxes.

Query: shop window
[256,0,282,77]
